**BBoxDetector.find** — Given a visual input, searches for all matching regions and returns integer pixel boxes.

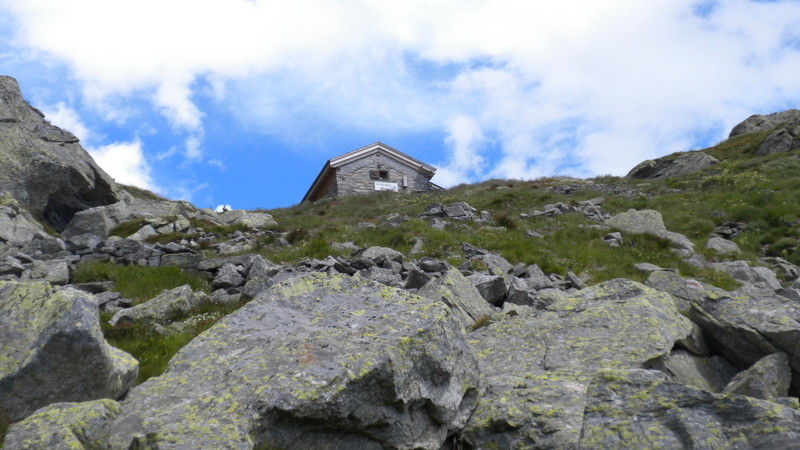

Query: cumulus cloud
[88,140,158,191]
[41,102,91,142]
[433,115,487,187]
[4,0,800,185]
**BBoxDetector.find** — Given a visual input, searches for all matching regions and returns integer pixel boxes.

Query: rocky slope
[2,75,800,448]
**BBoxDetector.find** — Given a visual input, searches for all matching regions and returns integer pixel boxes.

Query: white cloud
[87,140,158,191]
[433,115,487,187]
[208,158,225,170]
[4,0,800,185]
[40,102,91,142]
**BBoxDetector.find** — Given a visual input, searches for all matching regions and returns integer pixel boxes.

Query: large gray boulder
[729,109,800,137]
[691,290,800,392]
[722,352,792,401]
[108,284,210,327]
[605,209,695,251]
[109,272,480,449]
[0,192,47,245]
[3,399,122,448]
[0,280,138,421]
[215,209,278,229]
[459,279,693,448]
[626,151,719,179]
[579,369,800,448]
[710,260,782,291]
[0,76,119,230]
[756,128,795,155]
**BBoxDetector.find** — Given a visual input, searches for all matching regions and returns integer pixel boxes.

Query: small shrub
[469,315,492,332]
[494,213,517,230]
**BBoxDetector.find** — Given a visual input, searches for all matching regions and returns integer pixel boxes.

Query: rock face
[626,151,719,179]
[3,399,122,449]
[109,273,480,449]
[690,290,800,392]
[0,280,138,421]
[459,279,693,448]
[729,109,800,137]
[0,76,118,230]
[580,369,800,448]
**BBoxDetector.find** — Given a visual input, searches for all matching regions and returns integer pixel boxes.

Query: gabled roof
[302,142,437,202]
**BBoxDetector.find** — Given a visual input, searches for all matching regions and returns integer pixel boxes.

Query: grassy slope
[260,128,799,287]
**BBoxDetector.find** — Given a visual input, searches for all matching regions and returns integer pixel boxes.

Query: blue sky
[1,0,800,210]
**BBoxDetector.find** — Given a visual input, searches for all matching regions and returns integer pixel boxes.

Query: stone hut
[302,142,441,202]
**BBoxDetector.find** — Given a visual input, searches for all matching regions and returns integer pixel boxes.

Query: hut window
[370,169,389,180]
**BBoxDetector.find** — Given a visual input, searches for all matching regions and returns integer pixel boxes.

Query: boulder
[729,109,800,137]
[109,284,210,327]
[626,151,719,179]
[357,265,402,287]
[579,369,800,448]
[361,245,404,263]
[3,399,122,449]
[0,280,137,421]
[0,76,119,230]
[0,193,47,245]
[242,255,282,297]
[756,128,794,155]
[470,252,514,276]
[459,279,693,448]
[690,290,800,391]
[605,209,695,251]
[216,209,278,229]
[404,268,432,289]
[29,259,70,285]
[211,262,245,289]
[467,273,507,305]
[710,260,782,291]
[127,224,158,241]
[160,252,202,269]
[706,236,740,255]
[109,273,480,449]
[417,268,495,329]
[417,256,449,273]
[722,352,792,401]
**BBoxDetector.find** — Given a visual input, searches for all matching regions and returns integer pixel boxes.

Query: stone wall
[334,153,432,198]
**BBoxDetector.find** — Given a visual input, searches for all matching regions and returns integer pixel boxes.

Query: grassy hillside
[256,127,799,286]
[76,126,800,388]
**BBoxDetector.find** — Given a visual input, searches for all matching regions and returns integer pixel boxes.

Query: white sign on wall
[374,181,399,192]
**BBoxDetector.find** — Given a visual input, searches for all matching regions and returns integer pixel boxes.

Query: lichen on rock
[109,272,481,449]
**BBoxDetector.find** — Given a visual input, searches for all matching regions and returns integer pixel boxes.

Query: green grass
[254,129,800,289]
[120,183,168,201]
[101,299,249,384]
[73,262,210,304]
[0,412,8,447]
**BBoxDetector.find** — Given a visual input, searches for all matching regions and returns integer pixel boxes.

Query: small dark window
[379,170,389,180]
